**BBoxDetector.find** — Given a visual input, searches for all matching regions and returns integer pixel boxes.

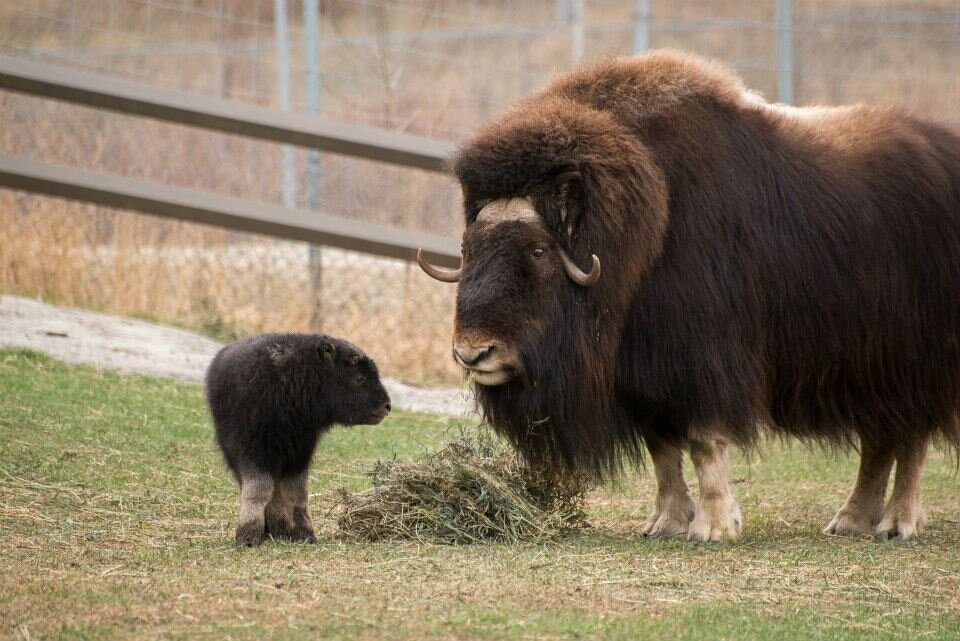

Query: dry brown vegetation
[1,1,959,384]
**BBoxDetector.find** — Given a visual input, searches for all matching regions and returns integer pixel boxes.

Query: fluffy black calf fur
[205,333,391,547]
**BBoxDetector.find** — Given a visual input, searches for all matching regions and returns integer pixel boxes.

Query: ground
[2,348,960,640]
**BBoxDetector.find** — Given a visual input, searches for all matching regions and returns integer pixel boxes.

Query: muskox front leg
[876,436,929,541]
[687,437,742,542]
[824,437,894,536]
[640,440,695,537]
[236,469,275,547]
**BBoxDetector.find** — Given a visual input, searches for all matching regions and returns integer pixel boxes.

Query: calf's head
[321,341,392,425]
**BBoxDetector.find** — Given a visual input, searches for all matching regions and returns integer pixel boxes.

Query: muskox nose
[453,342,493,367]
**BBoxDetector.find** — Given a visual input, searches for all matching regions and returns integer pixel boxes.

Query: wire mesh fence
[1,0,959,384]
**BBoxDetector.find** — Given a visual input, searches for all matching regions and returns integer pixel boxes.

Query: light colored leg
[824,437,894,536]
[236,469,274,547]
[876,436,929,541]
[688,437,742,542]
[280,470,316,543]
[640,440,695,538]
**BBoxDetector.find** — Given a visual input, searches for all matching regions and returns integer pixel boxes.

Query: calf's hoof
[290,527,317,543]
[235,523,266,548]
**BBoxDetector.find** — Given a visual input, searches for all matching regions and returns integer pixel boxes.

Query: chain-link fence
[2,0,959,384]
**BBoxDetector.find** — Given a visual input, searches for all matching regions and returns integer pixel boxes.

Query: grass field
[2,348,960,640]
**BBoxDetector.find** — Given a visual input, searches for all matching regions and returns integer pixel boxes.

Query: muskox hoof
[875,506,926,541]
[641,498,695,538]
[641,514,690,538]
[235,523,266,548]
[687,500,742,542]
[823,510,877,537]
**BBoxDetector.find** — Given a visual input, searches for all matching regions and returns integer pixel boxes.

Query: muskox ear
[318,342,336,365]
[555,170,584,239]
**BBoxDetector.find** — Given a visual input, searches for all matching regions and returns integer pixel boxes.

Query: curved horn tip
[581,254,601,286]
[416,248,463,283]
[560,249,601,287]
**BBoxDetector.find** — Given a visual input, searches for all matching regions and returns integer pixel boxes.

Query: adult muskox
[418,51,960,542]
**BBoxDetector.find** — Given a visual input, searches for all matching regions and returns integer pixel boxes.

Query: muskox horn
[417,248,463,283]
[559,249,601,287]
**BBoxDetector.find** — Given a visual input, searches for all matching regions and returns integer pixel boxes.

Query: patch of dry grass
[337,429,588,543]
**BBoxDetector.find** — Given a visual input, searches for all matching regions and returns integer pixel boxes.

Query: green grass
[2,348,959,640]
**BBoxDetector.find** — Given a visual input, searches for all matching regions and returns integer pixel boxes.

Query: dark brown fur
[206,333,391,545]
[451,51,960,481]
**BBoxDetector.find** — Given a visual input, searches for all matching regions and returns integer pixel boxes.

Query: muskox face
[418,196,600,386]
[327,344,392,425]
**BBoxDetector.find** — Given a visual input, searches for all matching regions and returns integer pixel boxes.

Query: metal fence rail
[0,55,454,172]
[0,154,461,267]
[0,54,461,267]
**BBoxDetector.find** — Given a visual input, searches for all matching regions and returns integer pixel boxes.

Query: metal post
[776,0,794,104]
[273,0,296,207]
[303,0,324,329]
[571,0,584,64]
[631,0,651,54]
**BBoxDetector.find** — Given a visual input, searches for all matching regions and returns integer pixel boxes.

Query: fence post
[571,0,585,64]
[631,0,651,54]
[304,0,324,330]
[776,0,794,104]
[273,0,296,208]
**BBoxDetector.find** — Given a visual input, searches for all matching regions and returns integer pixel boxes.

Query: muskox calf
[205,333,391,547]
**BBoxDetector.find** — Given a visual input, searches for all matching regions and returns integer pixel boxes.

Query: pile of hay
[337,430,589,544]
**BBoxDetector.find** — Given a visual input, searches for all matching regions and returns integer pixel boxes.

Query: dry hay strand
[336,429,590,544]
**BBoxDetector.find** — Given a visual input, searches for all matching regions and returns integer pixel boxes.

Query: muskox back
[619,98,960,450]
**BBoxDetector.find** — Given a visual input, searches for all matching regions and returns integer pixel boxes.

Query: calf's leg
[236,469,274,547]
[687,436,742,542]
[279,470,316,543]
[876,436,929,541]
[640,440,695,538]
[264,481,295,539]
[824,437,894,536]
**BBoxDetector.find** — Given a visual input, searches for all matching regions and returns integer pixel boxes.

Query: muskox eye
[532,247,546,258]
[354,375,365,385]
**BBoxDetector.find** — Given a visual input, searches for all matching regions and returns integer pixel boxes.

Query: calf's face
[322,343,391,425]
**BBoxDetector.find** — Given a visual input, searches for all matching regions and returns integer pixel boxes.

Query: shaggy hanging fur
[451,51,960,481]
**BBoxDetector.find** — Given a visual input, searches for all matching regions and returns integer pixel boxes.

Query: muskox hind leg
[236,468,275,547]
[875,436,929,541]
[640,440,695,538]
[687,437,742,542]
[280,470,316,543]
[264,481,295,540]
[824,437,894,536]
